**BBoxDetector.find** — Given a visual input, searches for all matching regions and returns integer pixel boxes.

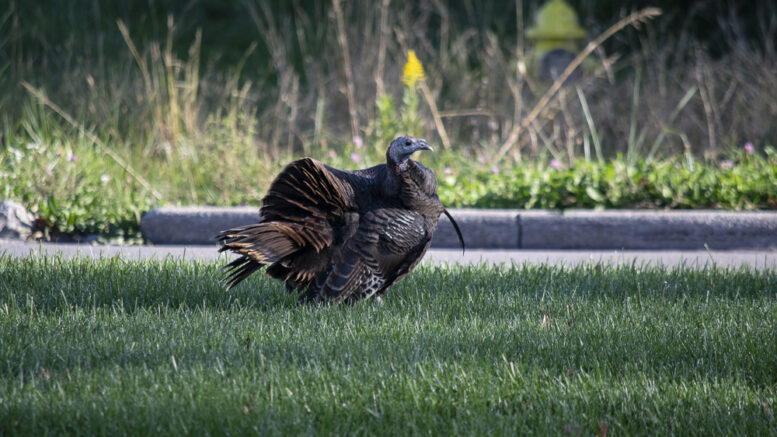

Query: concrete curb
[519,210,777,250]
[141,207,258,245]
[141,207,777,250]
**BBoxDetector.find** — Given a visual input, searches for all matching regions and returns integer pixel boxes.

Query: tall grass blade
[576,86,603,162]
[21,82,162,201]
[627,67,642,163]
[646,86,698,161]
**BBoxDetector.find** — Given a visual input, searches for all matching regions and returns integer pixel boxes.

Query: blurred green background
[1,0,775,241]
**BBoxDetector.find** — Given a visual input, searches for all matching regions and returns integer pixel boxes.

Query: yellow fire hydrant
[526,0,587,83]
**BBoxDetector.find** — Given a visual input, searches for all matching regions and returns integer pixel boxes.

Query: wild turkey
[217,136,464,303]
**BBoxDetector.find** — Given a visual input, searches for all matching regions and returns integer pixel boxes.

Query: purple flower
[327,150,336,159]
[444,167,453,175]
[744,142,754,155]
[477,155,486,165]
[491,165,499,174]
[550,159,561,170]
[719,160,734,170]
[350,152,361,164]
[353,136,363,149]
[68,154,78,162]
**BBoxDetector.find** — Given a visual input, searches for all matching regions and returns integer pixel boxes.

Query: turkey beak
[416,138,433,152]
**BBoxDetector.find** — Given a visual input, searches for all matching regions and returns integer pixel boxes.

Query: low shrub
[439,147,777,210]
[2,125,775,242]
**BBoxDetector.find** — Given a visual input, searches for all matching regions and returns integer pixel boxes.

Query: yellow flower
[402,50,425,89]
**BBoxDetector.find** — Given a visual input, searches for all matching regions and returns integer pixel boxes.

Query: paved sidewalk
[3,241,776,270]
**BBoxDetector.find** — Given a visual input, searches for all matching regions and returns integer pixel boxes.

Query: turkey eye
[404,140,412,146]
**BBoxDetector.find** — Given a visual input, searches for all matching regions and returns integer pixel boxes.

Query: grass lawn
[1,255,775,435]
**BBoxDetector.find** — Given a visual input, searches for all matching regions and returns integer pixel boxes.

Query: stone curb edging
[141,207,777,250]
[141,206,258,246]
[518,210,777,250]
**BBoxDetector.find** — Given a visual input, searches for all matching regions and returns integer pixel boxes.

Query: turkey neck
[384,158,440,212]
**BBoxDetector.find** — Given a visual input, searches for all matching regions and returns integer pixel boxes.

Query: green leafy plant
[438,147,777,210]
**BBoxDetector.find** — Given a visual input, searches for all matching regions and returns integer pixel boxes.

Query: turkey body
[218,136,456,303]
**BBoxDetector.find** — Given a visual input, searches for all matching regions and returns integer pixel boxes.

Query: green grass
[1,255,775,435]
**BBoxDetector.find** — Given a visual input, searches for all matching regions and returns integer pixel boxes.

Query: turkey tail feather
[217,158,352,291]
[221,255,263,290]
[217,223,301,264]
[261,158,355,222]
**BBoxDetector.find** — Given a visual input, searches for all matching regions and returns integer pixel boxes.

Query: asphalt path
[3,240,776,270]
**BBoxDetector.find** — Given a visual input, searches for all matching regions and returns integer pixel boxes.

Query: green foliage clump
[438,148,777,210]
[0,101,275,242]
[0,109,153,242]
[2,121,776,242]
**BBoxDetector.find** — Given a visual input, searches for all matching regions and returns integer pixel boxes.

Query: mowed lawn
[1,255,775,435]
